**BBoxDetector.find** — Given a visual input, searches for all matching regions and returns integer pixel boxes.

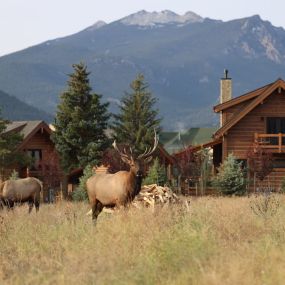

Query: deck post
[254,133,258,142]
[279,133,282,153]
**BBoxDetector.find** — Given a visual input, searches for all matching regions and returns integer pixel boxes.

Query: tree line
[52,62,161,173]
[0,62,161,180]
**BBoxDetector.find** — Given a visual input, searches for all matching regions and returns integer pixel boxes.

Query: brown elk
[0,177,42,213]
[86,131,158,223]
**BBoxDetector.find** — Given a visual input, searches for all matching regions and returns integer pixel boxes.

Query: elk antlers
[113,129,159,160]
[137,129,159,159]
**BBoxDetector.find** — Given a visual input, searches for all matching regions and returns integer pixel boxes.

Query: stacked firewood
[132,184,180,208]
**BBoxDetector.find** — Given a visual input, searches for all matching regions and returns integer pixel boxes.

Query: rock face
[0,11,285,129]
[120,10,203,26]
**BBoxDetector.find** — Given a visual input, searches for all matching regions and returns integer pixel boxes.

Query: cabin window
[272,159,285,168]
[272,154,285,168]
[27,149,42,170]
[266,117,285,144]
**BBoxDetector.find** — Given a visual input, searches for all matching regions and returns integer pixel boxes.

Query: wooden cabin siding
[223,100,253,124]
[222,89,285,190]
[268,168,285,190]
[225,89,285,159]
[22,130,55,162]
[22,131,51,149]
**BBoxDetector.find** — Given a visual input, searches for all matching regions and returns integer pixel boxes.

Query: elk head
[112,130,159,177]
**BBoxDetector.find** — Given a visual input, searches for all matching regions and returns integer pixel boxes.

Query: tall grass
[1,196,285,284]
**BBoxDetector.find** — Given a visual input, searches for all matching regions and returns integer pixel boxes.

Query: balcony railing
[254,133,285,153]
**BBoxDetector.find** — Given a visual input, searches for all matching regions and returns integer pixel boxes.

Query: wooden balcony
[254,133,285,153]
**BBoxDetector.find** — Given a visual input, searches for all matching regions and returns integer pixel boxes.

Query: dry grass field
[1,195,285,285]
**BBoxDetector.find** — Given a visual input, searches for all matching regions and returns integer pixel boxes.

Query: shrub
[72,165,95,202]
[143,158,167,186]
[71,187,89,202]
[250,193,280,219]
[213,154,247,196]
[9,170,19,180]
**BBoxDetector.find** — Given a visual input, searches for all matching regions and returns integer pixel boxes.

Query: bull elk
[0,177,42,213]
[86,131,158,223]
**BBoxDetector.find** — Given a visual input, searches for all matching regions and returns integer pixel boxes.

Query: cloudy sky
[1,0,285,56]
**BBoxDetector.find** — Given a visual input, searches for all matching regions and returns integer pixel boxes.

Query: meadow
[1,195,285,285]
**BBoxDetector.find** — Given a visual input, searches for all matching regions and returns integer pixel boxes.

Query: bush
[9,170,19,180]
[213,154,247,196]
[72,165,95,202]
[143,158,167,186]
[71,187,89,202]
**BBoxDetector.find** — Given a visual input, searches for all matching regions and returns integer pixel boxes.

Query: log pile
[132,184,180,208]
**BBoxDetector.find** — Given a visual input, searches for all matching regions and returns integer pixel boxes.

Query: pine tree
[52,63,110,172]
[0,113,26,179]
[213,153,247,196]
[112,74,161,155]
[143,158,167,186]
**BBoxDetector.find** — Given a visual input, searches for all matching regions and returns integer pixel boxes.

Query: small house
[3,120,63,201]
[212,73,285,190]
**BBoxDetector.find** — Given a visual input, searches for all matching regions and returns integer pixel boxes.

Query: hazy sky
[1,0,285,56]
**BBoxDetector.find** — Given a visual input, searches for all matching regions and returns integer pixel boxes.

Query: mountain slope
[0,89,53,122]
[0,11,285,129]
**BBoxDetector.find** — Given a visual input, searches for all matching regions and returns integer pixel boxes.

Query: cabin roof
[4,120,52,149]
[214,78,285,139]
[213,82,274,112]
[174,138,222,158]
[160,127,218,154]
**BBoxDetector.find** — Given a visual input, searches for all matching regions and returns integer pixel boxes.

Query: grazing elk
[0,177,42,213]
[86,131,158,223]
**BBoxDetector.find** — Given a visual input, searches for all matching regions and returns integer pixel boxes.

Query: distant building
[160,127,218,154]
[3,120,63,201]
[210,76,285,190]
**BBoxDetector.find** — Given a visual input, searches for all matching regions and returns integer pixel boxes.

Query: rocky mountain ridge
[0,10,285,129]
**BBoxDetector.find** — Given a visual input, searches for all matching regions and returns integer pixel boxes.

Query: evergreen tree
[213,154,247,196]
[52,63,110,172]
[112,74,161,156]
[72,165,95,201]
[0,113,27,179]
[143,158,167,186]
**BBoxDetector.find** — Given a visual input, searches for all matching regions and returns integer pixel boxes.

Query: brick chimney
[220,69,232,126]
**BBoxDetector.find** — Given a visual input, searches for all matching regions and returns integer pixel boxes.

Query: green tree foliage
[72,165,95,202]
[9,170,19,180]
[143,158,167,186]
[112,74,161,156]
[52,63,110,172]
[0,114,28,179]
[213,154,247,196]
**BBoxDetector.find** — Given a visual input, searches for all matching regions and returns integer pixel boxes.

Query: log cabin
[3,120,62,201]
[212,72,285,190]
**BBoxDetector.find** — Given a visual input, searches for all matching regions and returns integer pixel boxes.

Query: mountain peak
[85,20,107,32]
[120,10,203,26]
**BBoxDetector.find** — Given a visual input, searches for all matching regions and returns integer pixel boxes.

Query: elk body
[0,177,42,213]
[86,132,158,223]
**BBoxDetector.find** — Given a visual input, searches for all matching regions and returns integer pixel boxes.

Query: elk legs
[91,200,103,224]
